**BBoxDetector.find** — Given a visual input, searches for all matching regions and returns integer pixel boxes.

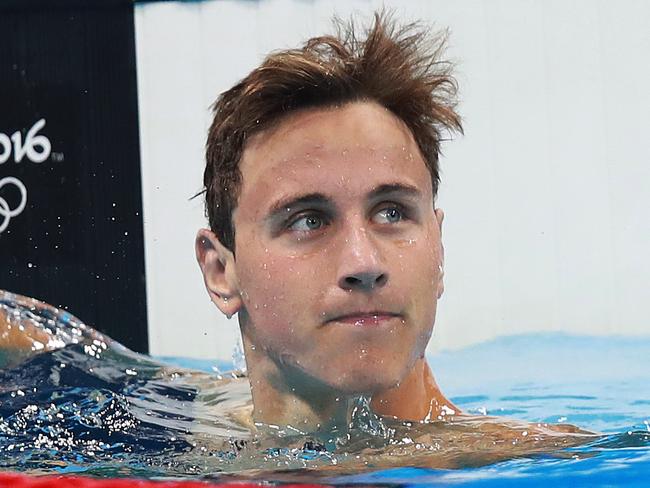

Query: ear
[195,228,242,318]
[434,208,445,300]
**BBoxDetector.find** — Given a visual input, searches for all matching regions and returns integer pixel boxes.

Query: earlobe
[195,228,242,318]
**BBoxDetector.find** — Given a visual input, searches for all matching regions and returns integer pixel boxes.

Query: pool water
[1,290,649,486]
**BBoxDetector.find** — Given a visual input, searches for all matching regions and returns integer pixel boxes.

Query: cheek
[395,236,441,322]
[236,250,325,328]
[394,235,440,284]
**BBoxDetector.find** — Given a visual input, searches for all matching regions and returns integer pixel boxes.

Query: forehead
[236,102,432,218]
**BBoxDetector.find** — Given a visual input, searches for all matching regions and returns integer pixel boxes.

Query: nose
[336,226,389,292]
[340,270,388,291]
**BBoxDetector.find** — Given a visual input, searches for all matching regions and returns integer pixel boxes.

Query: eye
[288,213,326,232]
[373,206,403,224]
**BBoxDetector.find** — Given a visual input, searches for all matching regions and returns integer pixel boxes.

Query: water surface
[1,290,648,485]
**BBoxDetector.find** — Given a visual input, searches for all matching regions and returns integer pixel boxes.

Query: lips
[326,311,402,326]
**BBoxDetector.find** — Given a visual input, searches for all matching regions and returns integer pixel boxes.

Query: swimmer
[194,12,462,431]
[0,14,596,462]
[191,12,595,456]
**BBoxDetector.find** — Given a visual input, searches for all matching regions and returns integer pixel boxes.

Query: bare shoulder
[340,414,600,471]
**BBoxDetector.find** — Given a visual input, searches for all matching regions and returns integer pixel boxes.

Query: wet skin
[196,101,455,430]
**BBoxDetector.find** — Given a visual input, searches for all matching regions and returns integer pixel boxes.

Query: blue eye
[289,214,325,232]
[374,207,403,224]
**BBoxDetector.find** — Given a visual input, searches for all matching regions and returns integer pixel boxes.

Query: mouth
[325,311,403,326]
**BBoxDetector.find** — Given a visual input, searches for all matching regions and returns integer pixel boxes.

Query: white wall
[135,0,650,359]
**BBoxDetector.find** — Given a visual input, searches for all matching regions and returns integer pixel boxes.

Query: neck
[242,333,353,433]
[370,356,458,421]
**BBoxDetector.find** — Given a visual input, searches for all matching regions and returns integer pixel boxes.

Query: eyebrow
[266,193,332,221]
[265,183,423,222]
[368,183,422,201]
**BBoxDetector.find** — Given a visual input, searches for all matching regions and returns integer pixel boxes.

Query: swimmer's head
[196,11,461,400]
[201,11,462,251]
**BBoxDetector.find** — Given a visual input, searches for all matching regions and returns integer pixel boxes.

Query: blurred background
[2,0,649,360]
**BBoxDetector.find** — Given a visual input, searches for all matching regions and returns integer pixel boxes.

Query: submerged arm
[0,290,109,369]
[0,306,58,368]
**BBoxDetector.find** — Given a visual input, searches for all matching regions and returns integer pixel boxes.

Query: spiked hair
[203,12,462,250]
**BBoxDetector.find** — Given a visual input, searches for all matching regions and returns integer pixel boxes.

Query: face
[222,102,443,394]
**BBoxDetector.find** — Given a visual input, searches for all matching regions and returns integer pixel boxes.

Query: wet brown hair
[203,12,462,251]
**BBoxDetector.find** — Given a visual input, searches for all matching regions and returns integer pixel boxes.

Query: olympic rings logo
[0,176,27,234]
[0,119,54,234]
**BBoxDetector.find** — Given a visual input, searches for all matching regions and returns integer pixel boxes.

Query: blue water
[1,291,649,485]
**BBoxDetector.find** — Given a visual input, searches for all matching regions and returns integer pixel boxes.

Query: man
[195,13,462,432]
[0,15,593,467]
